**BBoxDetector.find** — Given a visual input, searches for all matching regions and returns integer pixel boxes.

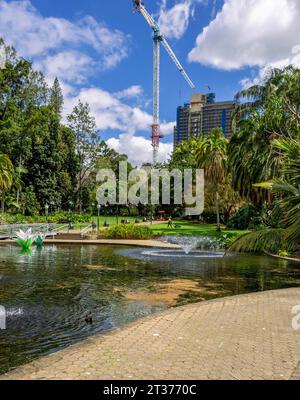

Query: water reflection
[0,244,299,374]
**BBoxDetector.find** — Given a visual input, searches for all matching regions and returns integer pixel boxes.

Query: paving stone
[1,288,300,380]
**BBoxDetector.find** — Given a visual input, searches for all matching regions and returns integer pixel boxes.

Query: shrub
[278,250,291,257]
[101,224,153,240]
[217,233,242,249]
[227,204,263,230]
[47,212,92,224]
[0,212,92,225]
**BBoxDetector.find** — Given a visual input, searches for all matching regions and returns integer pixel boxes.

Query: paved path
[0,239,180,249]
[44,239,180,248]
[1,288,300,380]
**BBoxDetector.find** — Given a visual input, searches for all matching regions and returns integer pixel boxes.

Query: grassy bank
[149,221,247,239]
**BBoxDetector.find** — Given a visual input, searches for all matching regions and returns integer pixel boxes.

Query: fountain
[160,235,224,255]
[143,235,225,258]
[135,235,227,260]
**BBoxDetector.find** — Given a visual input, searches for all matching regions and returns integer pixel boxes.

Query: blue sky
[0,0,299,164]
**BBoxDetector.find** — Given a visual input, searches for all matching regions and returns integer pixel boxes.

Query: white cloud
[63,86,175,165]
[158,0,204,40]
[107,134,173,166]
[34,51,95,85]
[188,0,300,73]
[115,85,143,100]
[159,0,194,40]
[0,0,129,83]
[240,45,300,88]
[64,86,174,134]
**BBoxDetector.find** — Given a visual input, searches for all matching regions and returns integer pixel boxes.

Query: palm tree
[196,128,228,231]
[0,154,13,191]
[230,138,300,253]
[233,65,297,122]
[0,154,14,212]
[229,66,300,204]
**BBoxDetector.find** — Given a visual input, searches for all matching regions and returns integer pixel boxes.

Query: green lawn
[150,220,247,239]
[67,218,248,241]
[69,216,139,230]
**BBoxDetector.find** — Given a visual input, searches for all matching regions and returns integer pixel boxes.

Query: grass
[64,216,140,230]
[149,220,247,239]
[60,218,248,243]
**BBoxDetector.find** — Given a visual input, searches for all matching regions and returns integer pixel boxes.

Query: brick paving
[0,239,181,248]
[1,288,300,380]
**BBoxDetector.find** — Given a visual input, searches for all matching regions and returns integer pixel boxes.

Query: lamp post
[97,204,101,235]
[45,204,49,225]
[116,204,119,226]
[104,203,109,227]
[68,201,74,230]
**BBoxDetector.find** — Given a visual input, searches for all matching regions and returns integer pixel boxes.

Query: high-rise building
[174,93,236,148]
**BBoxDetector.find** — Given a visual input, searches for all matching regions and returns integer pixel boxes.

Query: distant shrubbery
[101,224,153,240]
[0,212,92,225]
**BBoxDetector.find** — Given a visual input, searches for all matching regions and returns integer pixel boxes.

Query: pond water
[1,244,300,374]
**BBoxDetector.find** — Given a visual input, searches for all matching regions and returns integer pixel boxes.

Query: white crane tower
[132,0,195,164]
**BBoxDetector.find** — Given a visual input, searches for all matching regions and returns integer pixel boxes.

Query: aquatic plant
[15,229,34,250]
[35,234,45,248]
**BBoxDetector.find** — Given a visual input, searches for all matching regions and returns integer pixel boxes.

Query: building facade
[174,93,235,148]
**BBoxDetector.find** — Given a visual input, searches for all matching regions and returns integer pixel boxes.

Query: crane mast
[133,0,195,164]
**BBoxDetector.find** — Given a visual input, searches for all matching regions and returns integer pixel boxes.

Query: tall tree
[67,101,100,212]
[50,78,63,116]
[196,128,228,231]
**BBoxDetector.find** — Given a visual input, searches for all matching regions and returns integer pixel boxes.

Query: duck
[85,313,93,325]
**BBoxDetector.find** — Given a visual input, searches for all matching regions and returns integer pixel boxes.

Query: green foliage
[229,229,290,254]
[196,128,239,229]
[278,250,291,257]
[47,212,92,224]
[217,233,242,249]
[0,212,91,224]
[0,39,129,215]
[50,78,63,116]
[0,153,14,191]
[169,137,199,169]
[196,128,228,184]
[227,204,263,230]
[229,66,300,203]
[101,224,153,240]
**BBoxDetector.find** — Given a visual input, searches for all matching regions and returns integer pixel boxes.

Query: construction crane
[132,0,195,164]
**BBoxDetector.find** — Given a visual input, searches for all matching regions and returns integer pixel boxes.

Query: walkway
[0,238,180,249]
[1,288,300,380]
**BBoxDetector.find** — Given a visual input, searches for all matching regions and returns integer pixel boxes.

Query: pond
[0,244,300,374]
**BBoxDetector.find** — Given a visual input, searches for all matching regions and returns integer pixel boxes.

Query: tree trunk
[216,191,221,232]
[1,196,5,213]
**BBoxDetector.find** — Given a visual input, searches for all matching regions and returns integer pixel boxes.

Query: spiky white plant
[15,229,34,250]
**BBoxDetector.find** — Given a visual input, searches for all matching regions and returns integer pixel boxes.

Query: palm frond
[229,229,288,253]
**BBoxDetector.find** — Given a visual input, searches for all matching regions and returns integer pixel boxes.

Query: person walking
[168,216,174,229]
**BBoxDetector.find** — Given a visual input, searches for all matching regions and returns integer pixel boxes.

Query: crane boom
[136,1,195,89]
[138,3,158,31]
[132,0,195,163]
[161,39,195,89]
